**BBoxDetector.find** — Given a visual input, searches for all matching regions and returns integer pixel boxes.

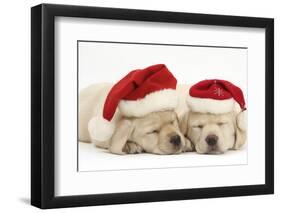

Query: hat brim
[187,91,235,114]
[119,89,178,117]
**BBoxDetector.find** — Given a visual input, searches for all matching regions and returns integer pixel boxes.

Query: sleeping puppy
[79,83,193,155]
[109,110,193,155]
[177,81,247,154]
[180,110,246,154]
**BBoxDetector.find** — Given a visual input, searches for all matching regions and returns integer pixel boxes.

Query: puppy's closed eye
[148,130,159,134]
[217,122,227,126]
[192,124,203,129]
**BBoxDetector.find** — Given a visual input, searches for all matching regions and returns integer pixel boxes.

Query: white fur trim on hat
[186,93,235,114]
[119,89,178,117]
[88,116,115,141]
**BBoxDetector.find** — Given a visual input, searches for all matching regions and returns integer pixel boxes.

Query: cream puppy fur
[79,83,193,155]
[176,85,247,154]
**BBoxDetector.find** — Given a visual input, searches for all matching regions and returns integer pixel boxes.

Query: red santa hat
[187,79,246,114]
[91,64,178,141]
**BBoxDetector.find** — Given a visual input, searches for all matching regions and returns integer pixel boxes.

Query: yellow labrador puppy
[79,83,193,155]
[176,81,247,154]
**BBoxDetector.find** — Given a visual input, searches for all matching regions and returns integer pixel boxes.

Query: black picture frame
[31,3,274,209]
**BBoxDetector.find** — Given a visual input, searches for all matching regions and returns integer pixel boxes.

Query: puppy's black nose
[205,134,218,146]
[170,135,181,146]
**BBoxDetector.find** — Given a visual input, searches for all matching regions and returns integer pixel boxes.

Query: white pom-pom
[237,110,247,131]
[88,117,115,141]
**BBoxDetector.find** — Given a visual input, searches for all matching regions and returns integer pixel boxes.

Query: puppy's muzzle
[170,135,181,146]
[205,134,218,146]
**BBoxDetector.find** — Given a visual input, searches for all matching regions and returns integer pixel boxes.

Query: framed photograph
[31,3,274,209]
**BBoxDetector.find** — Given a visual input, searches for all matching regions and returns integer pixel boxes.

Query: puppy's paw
[109,146,126,155]
[182,138,195,152]
[122,142,144,154]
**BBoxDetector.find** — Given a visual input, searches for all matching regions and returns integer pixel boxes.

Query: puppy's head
[111,111,187,154]
[182,110,246,154]
[137,111,185,154]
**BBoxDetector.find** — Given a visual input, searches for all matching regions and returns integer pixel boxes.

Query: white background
[0,0,280,212]
[78,41,248,90]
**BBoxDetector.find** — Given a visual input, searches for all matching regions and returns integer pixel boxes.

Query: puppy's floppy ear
[178,112,195,152]
[179,112,189,137]
[109,119,134,154]
[233,110,247,150]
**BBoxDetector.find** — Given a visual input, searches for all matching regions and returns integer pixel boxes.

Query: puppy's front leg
[109,119,134,155]
[182,138,194,152]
